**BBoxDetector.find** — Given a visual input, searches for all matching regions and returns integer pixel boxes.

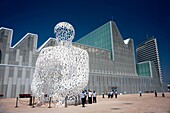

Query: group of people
[80,90,97,107]
[102,91,118,98]
[154,90,165,97]
[139,90,165,97]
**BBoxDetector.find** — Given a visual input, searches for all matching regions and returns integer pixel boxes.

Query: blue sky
[0,0,170,84]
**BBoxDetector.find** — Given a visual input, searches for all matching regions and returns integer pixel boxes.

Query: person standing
[107,91,110,98]
[84,90,87,104]
[110,91,113,98]
[81,91,85,107]
[102,91,105,98]
[139,91,142,97]
[162,90,165,97]
[88,90,92,104]
[93,91,97,103]
[154,90,157,97]
[115,91,118,98]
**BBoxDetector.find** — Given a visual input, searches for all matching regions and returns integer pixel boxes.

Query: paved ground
[0,93,170,113]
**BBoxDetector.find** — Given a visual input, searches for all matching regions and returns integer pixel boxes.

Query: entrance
[111,87,117,92]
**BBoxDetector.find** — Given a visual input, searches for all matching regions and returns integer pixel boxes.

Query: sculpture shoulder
[39,46,56,55]
[72,46,89,55]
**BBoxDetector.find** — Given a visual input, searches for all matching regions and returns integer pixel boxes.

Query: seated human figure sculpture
[31,22,89,102]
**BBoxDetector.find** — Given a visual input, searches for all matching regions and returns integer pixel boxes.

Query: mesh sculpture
[31,22,89,101]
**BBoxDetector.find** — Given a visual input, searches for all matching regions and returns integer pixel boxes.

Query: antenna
[111,16,113,21]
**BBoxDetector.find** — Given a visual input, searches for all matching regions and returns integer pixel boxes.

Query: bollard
[32,97,35,108]
[48,97,52,108]
[65,96,68,108]
[78,95,80,105]
[29,96,32,106]
[15,97,18,108]
[74,96,77,106]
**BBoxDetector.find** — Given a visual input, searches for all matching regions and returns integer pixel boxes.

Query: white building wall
[16,78,21,97]
[15,49,20,62]
[3,66,9,85]
[13,67,18,85]
[6,77,12,98]
[21,68,26,85]
[4,54,9,64]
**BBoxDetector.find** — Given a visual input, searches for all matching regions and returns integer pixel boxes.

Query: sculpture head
[54,22,75,44]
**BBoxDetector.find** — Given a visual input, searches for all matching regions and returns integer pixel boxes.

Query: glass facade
[136,62,151,77]
[76,22,112,51]
[73,42,111,74]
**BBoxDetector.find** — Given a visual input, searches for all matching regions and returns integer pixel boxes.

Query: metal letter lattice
[31,22,89,101]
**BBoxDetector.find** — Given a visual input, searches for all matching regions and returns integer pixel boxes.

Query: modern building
[0,21,162,98]
[136,37,162,83]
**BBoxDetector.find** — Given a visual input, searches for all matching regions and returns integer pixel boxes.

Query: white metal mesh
[31,22,89,100]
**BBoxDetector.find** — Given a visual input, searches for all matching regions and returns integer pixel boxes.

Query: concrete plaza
[0,93,170,113]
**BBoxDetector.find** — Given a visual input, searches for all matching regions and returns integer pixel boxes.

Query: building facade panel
[6,77,12,98]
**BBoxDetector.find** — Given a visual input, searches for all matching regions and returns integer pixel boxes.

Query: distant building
[136,37,162,83]
[0,21,162,98]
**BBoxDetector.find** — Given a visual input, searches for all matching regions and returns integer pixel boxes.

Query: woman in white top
[88,90,92,104]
